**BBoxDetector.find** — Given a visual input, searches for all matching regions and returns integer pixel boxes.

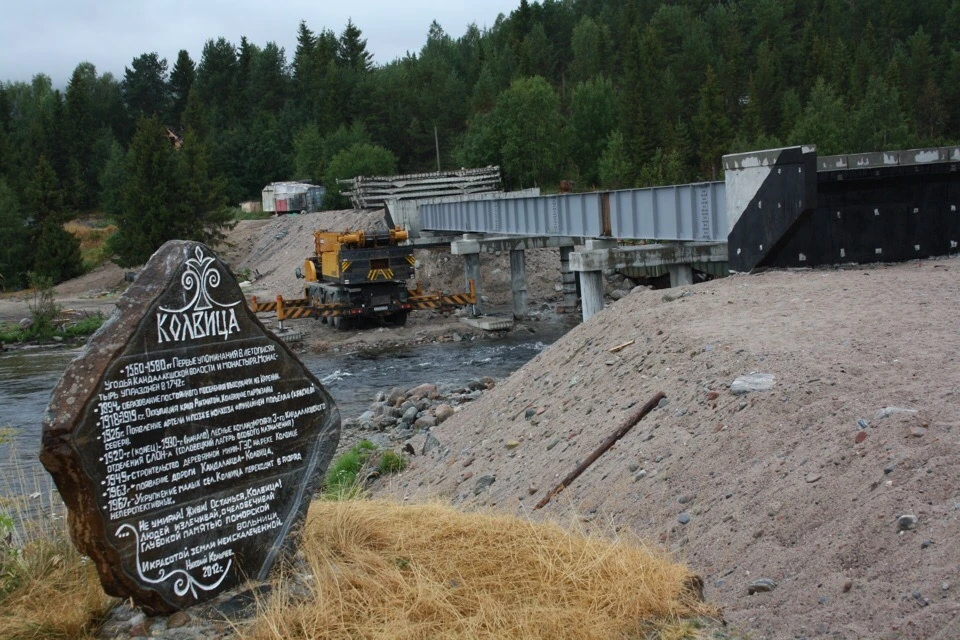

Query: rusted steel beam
[534,391,665,510]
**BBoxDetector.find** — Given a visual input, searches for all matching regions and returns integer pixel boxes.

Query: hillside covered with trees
[2,0,959,285]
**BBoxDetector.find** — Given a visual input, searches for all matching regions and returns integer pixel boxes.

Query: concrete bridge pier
[559,246,578,311]
[571,239,617,322]
[578,271,605,321]
[668,264,693,287]
[451,234,482,315]
[509,249,527,319]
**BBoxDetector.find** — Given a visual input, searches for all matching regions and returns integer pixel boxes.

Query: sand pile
[376,259,960,639]
[222,210,390,300]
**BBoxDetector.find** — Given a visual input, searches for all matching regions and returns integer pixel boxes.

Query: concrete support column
[668,264,694,287]
[451,234,482,316]
[509,249,527,319]
[559,246,578,311]
[463,253,481,315]
[578,270,605,322]
[570,239,616,323]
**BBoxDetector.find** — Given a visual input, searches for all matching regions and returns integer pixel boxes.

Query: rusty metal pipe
[534,391,665,510]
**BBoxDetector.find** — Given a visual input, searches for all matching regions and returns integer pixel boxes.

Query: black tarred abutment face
[40,240,340,613]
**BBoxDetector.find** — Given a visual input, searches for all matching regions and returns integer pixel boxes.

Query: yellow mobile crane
[249,227,476,330]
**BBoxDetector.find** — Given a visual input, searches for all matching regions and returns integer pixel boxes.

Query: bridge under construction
[358,145,958,322]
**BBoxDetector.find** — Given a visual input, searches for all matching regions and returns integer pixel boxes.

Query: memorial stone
[40,241,340,613]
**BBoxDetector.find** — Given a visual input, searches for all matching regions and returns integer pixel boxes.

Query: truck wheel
[333,315,352,330]
[391,311,409,326]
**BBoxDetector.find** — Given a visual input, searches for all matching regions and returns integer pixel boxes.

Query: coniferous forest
[2,0,959,285]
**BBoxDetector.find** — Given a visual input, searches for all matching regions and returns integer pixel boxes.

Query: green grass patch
[322,442,409,499]
[323,440,376,498]
[0,324,20,344]
[0,312,104,344]
[61,313,105,339]
[377,450,407,474]
[231,206,270,221]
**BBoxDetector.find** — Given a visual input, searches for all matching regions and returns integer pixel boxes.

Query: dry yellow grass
[0,533,114,639]
[241,500,718,640]
[0,450,115,639]
[64,219,118,268]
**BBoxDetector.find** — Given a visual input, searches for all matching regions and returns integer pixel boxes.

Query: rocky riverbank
[334,378,496,458]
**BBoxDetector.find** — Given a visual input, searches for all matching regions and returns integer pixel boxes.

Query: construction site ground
[0,212,570,351]
[2,212,958,638]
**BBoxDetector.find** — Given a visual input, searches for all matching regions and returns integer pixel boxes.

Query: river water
[0,328,565,492]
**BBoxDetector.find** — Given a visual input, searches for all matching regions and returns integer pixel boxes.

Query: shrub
[25,273,60,340]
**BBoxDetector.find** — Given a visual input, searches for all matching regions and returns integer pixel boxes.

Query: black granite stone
[40,241,340,613]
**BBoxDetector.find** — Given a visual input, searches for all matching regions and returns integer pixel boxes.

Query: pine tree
[519,24,555,79]
[570,77,617,186]
[753,40,784,138]
[194,38,238,130]
[248,42,291,116]
[98,139,128,217]
[293,21,318,119]
[0,81,10,135]
[293,21,316,83]
[293,123,325,181]
[940,46,960,135]
[570,16,609,83]
[176,129,233,246]
[850,76,911,151]
[788,78,848,154]
[122,53,169,120]
[23,155,82,283]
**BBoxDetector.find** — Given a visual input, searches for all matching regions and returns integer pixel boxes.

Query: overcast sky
[1,0,520,87]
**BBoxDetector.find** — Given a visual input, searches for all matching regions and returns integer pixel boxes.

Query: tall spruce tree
[338,20,373,71]
[112,117,234,266]
[112,117,178,266]
[168,50,196,128]
[176,129,233,246]
[570,77,617,186]
[25,156,82,283]
[0,178,33,289]
[64,62,99,211]
[693,65,733,179]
